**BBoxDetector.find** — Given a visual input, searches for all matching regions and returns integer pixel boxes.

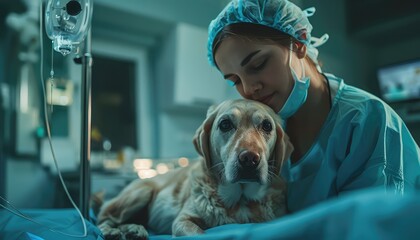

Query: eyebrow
[241,50,261,67]
[223,50,261,79]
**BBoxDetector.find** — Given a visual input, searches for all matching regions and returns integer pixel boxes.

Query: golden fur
[97,99,293,239]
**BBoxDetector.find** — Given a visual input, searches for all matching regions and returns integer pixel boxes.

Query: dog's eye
[219,119,234,132]
[261,119,272,132]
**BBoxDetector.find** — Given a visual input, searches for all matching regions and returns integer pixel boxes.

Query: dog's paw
[101,227,123,240]
[119,224,148,240]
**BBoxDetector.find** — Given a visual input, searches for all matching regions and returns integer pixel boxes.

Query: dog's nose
[238,150,260,168]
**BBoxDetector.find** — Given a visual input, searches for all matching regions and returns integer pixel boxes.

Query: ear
[193,104,219,169]
[273,124,294,174]
[294,41,306,59]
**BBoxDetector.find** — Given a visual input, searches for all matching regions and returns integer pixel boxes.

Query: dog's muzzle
[237,150,261,183]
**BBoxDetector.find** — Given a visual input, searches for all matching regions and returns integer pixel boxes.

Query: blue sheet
[1,188,419,239]
[151,188,420,240]
[0,209,103,240]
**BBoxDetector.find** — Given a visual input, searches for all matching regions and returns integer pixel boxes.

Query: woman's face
[214,37,294,112]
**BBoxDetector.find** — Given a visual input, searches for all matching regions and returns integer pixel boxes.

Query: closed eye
[251,57,269,71]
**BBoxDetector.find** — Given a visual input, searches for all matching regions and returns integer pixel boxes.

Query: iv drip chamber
[45,0,93,56]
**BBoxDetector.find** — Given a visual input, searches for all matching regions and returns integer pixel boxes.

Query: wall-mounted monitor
[377,59,420,103]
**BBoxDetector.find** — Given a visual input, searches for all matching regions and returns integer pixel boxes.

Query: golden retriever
[96,99,293,239]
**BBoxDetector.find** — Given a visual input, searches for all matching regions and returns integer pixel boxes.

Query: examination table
[1,188,419,240]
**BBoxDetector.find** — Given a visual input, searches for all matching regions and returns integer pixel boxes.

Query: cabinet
[158,23,232,112]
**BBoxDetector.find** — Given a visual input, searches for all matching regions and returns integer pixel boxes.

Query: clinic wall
[374,36,420,143]
[301,0,374,91]
[373,36,420,68]
[95,0,225,29]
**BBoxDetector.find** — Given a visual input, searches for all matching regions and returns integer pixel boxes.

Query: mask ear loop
[289,41,293,69]
[289,41,306,80]
[300,56,305,79]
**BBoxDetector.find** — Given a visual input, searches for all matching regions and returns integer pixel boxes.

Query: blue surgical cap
[207,0,329,71]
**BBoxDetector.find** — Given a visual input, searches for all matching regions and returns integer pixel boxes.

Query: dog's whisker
[209,162,226,180]
[217,168,226,181]
[209,162,224,171]
[267,167,283,182]
[267,170,280,178]
[206,161,226,183]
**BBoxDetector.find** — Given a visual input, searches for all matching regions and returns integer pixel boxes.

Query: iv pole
[79,30,92,220]
[44,0,93,221]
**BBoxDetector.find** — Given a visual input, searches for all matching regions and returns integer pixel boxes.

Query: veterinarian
[207,0,420,212]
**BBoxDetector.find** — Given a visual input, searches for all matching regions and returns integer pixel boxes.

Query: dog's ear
[193,104,219,169]
[273,124,294,174]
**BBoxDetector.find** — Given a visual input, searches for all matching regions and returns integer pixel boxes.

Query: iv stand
[79,30,92,220]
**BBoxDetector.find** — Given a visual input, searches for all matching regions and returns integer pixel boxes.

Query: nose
[238,150,260,168]
[241,78,262,96]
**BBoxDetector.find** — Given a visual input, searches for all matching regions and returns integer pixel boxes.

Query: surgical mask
[278,43,310,121]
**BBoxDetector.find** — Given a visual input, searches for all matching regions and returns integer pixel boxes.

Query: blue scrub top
[281,73,420,213]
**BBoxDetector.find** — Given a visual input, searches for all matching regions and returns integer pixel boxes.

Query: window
[67,40,156,159]
[91,55,137,152]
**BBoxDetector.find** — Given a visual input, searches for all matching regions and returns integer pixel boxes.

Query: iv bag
[45,0,93,56]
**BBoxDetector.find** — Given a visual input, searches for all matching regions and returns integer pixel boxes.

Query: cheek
[265,63,290,88]
[267,65,294,104]
[267,136,277,159]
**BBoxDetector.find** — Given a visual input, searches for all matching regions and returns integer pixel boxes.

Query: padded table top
[2,188,420,240]
[0,209,102,240]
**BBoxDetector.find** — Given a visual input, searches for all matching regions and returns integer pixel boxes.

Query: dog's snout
[239,150,260,168]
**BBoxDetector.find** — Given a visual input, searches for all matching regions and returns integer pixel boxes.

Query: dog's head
[193,99,293,185]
